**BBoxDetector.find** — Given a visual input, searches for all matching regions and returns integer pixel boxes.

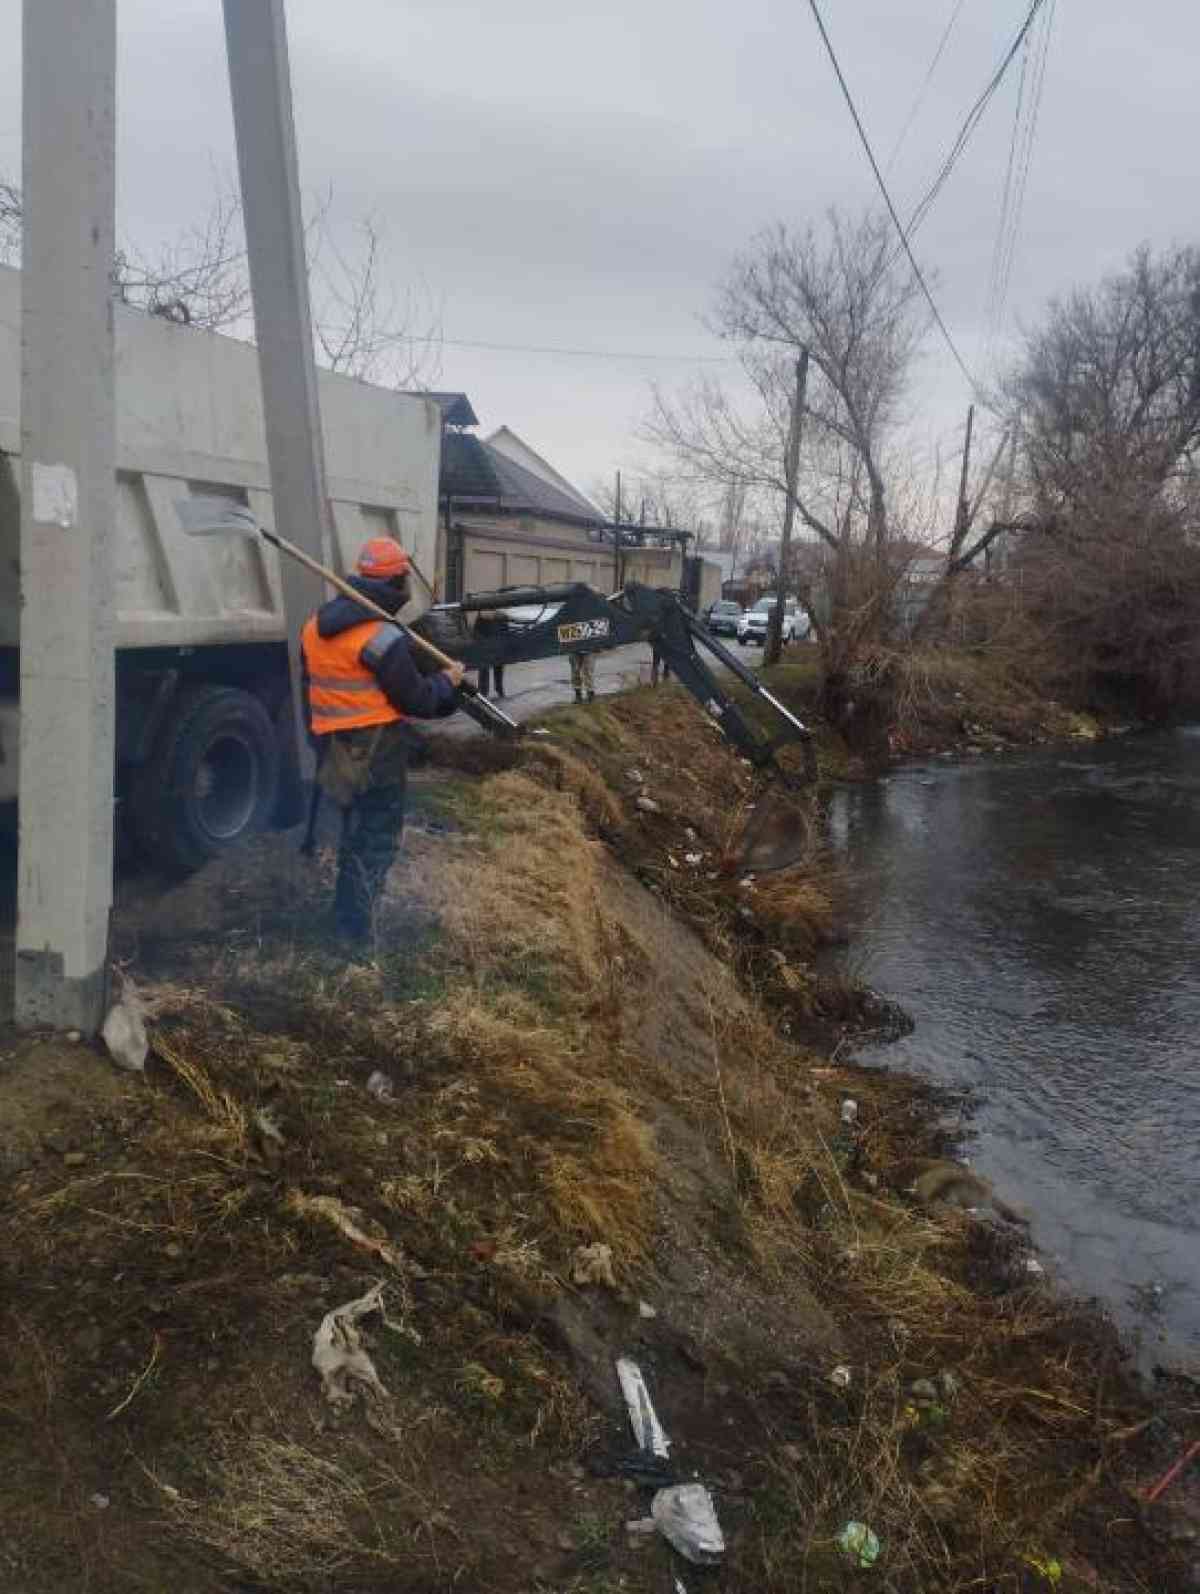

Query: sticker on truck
[558,619,611,645]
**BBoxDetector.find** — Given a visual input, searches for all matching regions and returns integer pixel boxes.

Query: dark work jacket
[314,577,459,720]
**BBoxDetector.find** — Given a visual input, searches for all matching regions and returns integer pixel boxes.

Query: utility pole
[765,349,809,667]
[952,402,976,555]
[15,0,117,1031]
[613,469,623,588]
[221,0,329,795]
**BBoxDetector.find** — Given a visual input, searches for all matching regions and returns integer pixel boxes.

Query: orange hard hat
[356,536,411,579]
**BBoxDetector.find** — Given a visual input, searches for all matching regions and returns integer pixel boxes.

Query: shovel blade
[726,787,814,876]
[175,495,261,538]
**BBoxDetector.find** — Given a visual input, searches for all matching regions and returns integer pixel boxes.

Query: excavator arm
[413,581,816,789]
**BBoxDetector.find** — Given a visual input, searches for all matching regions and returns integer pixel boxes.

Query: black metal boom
[413,581,815,787]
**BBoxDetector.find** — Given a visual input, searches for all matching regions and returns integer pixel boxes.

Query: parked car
[737,596,807,645]
[704,599,743,637]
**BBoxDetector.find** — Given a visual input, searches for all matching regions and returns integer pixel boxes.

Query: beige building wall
[448,512,683,596]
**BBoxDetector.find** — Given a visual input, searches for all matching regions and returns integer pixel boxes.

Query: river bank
[0,660,1195,1592]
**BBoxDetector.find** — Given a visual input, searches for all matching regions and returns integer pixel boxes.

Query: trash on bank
[312,1281,390,1406]
[365,1069,394,1101]
[636,795,660,813]
[651,1483,725,1565]
[572,1241,617,1288]
[287,1190,405,1268]
[616,1357,670,1458]
[837,1520,881,1568]
[102,974,148,1073]
[1143,1435,1200,1504]
[840,1098,859,1126]
[1021,1550,1063,1585]
[830,1364,853,1389]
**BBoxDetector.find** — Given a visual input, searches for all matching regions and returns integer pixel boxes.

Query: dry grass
[0,693,1187,1594]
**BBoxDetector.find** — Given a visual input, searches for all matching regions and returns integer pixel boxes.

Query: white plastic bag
[651,1483,725,1565]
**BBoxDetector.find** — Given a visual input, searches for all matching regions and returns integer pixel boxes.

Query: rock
[63,1151,87,1168]
[164,1242,183,1260]
[635,795,660,814]
[365,1070,394,1102]
[90,1493,110,1510]
[66,1030,82,1043]
[638,1299,658,1320]
[626,768,645,784]
[910,1378,939,1404]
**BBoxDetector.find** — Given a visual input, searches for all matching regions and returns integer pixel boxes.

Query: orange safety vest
[301,615,406,736]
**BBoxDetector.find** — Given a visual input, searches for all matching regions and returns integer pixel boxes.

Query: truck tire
[130,685,281,876]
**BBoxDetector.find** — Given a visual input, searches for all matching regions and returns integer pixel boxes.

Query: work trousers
[326,723,409,945]
[569,651,595,697]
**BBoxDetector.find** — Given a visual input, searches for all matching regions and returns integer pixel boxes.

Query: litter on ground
[311,1281,390,1406]
[651,1482,725,1565]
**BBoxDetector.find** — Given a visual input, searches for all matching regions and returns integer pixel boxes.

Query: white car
[737,597,806,645]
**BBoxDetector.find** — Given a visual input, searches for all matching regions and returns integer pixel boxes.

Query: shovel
[174,496,520,738]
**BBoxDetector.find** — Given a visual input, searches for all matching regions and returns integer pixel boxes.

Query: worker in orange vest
[301,536,464,945]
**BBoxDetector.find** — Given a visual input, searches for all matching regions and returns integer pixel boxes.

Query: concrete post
[15,0,118,1031]
[222,0,329,775]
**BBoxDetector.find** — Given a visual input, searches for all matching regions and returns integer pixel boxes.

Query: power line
[986,15,1035,332]
[402,331,734,364]
[804,0,981,396]
[885,0,971,176]
[994,0,1056,328]
[901,0,1050,247]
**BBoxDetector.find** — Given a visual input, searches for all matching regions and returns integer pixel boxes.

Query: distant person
[301,536,464,946]
[472,609,510,700]
[570,650,596,703]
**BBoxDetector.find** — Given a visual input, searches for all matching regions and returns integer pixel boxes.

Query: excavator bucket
[724,783,816,877]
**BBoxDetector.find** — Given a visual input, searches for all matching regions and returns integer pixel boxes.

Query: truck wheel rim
[194,733,258,841]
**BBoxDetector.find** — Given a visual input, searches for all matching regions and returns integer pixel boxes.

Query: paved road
[442,636,765,736]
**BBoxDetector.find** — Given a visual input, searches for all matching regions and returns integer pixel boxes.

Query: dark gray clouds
[1,1,1196,501]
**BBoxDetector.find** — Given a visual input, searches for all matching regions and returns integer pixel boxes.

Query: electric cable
[885,0,971,176]
[805,0,981,397]
[901,0,1049,247]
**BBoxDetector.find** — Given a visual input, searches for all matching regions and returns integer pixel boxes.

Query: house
[422,394,719,607]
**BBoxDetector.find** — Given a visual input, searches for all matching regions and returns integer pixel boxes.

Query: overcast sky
[1,1,1196,515]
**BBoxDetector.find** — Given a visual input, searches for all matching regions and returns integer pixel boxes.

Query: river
[826,728,1200,1367]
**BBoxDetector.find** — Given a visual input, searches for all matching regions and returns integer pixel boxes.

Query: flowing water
[826,728,1200,1366]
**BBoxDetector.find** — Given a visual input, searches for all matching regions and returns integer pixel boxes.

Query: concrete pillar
[15,0,117,1031]
[222,0,329,769]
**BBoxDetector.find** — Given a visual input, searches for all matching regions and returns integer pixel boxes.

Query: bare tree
[647,208,936,719]
[986,242,1200,713]
[307,199,443,388]
[0,179,20,267]
[113,178,251,330]
[0,170,441,386]
[1011,242,1200,523]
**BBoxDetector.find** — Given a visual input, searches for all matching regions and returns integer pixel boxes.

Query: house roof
[485,426,603,518]
[441,431,503,499]
[440,431,604,526]
[415,391,480,428]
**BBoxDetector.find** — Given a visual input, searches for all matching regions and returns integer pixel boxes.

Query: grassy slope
[0,664,1188,1594]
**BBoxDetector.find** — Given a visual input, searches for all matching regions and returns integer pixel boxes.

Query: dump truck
[0,264,442,873]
